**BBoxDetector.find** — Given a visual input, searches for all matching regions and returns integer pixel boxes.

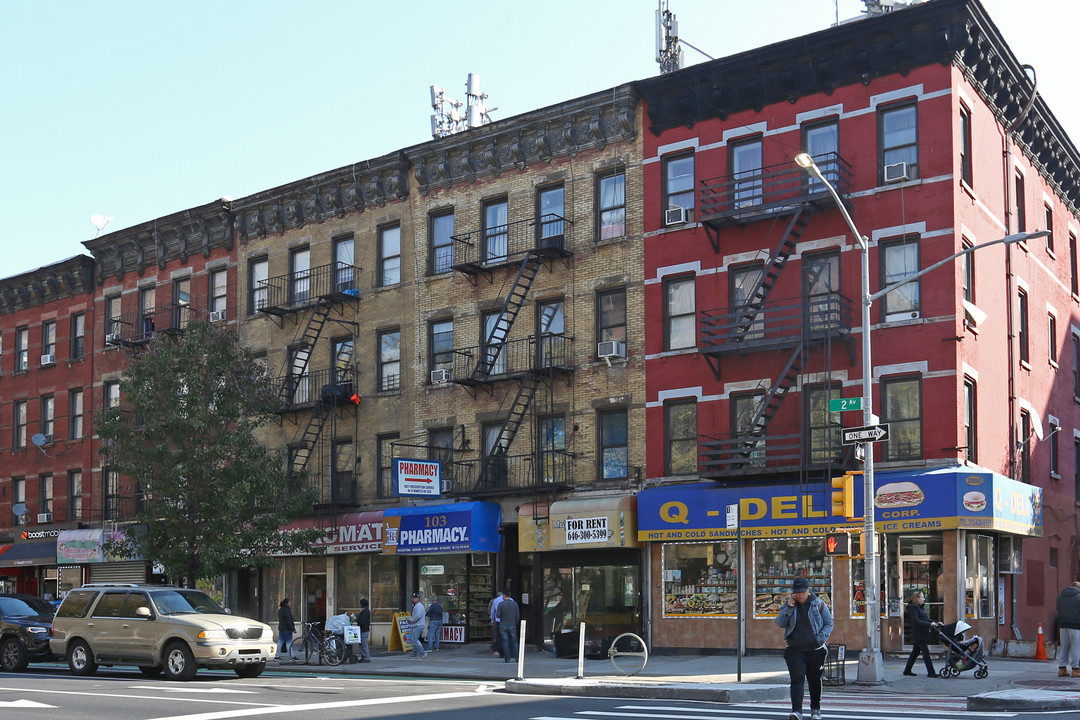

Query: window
[537,185,565,248]
[882,376,921,461]
[1019,409,1031,483]
[428,427,455,486]
[481,423,509,488]
[249,258,268,314]
[377,225,401,287]
[290,247,311,303]
[665,400,698,475]
[331,337,354,388]
[959,105,972,187]
[138,286,156,339]
[804,252,841,330]
[377,433,400,498]
[537,298,566,367]
[286,345,310,405]
[597,288,627,348]
[334,234,355,292]
[430,319,453,375]
[105,295,121,341]
[1073,334,1080,398]
[1014,170,1026,233]
[104,380,121,409]
[378,329,400,392]
[664,276,696,350]
[598,409,629,480]
[1050,420,1060,477]
[732,392,767,464]
[961,239,975,304]
[68,470,82,522]
[597,169,626,241]
[430,211,455,274]
[40,474,53,515]
[483,198,508,261]
[730,263,765,339]
[69,388,84,439]
[1018,289,1029,364]
[663,153,695,223]
[965,534,995,619]
[209,269,227,315]
[71,313,85,359]
[806,385,842,463]
[963,377,977,464]
[104,468,120,521]
[881,236,920,319]
[730,137,763,209]
[173,277,191,330]
[15,326,28,372]
[538,415,568,485]
[803,120,839,188]
[13,478,25,525]
[331,439,355,505]
[481,311,508,375]
[41,394,54,440]
[1045,205,1054,253]
[1075,439,1080,502]
[1049,313,1058,365]
[880,103,918,181]
[42,320,56,358]
[14,400,27,448]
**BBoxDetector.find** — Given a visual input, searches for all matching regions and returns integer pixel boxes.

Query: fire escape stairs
[291,399,333,475]
[736,344,804,458]
[472,251,543,379]
[280,298,333,406]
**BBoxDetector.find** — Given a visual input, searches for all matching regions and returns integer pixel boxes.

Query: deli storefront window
[753,537,832,617]
[662,541,738,617]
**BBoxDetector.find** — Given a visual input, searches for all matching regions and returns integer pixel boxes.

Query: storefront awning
[636,466,1043,542]
[520,496,639,551]
[0,540,57,568]
[383,501,501,555]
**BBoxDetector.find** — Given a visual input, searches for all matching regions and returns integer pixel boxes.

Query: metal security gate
[87,561,148,584]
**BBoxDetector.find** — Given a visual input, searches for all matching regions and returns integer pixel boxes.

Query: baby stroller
[934,620,989,679]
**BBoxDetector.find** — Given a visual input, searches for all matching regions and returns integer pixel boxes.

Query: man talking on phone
[774,576,833,720]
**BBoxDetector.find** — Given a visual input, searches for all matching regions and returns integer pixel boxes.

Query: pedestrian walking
[489,592,504,656]
[902,590,940,677]
[774,577,833,720]
[407,593,428,659]
[496,589,520,663]
[356,598,372,662]
[427,598,444,652]
[1056,581,1080,676]
[277,598,296,661]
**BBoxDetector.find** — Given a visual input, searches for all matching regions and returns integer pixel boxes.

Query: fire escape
[261,261,361,508]
[447,214,574,496]
[696,153,856,478]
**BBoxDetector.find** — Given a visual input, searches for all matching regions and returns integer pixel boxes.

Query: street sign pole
[726,503,742,682]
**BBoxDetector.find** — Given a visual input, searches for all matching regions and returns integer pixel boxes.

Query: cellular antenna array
[430,74,496,139]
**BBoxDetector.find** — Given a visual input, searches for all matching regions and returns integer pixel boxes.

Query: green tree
[97,320,322,587]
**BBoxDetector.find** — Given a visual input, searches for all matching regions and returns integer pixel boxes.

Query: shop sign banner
[521,497,640,551]
[278,511,384,555]
[383,502,501,555]
[392,458,442,497]
[56,529,133,563]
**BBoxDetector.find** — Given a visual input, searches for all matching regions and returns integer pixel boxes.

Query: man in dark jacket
[1056,581,1080,676]
[495,589,520,663]
[277,598,296,662]
[774,577,833,720]
[903,590,940,677]
[356,598,371,662]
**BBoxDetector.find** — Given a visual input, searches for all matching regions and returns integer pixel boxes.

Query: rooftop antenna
[90,214,114,237]
[430,74,497,139]
[861,0,920,17]
[656,2,712,75]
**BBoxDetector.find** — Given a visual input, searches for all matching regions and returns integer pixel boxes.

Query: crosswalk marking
[530,699,1019,720]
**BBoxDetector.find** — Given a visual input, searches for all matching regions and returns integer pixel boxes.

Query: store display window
[415,553,468,642]
[753,538,832,617]
[965,534,995,619]
[661,541,738,617]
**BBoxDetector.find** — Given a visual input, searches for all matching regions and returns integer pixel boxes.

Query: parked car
[0,593,58,672]
[50,584,275,680]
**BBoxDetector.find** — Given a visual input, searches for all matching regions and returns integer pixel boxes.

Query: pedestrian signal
[825,532,851,556]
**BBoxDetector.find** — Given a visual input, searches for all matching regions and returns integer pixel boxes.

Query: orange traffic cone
[1036,624,1048,661]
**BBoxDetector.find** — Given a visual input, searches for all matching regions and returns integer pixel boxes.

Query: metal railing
[257,262,360,314]
[699,424,849,477]
[445,452,571,497]
[450,334,573,384]
[106,303,195,345]
[272,368,356,410]
[700,292,852,353]
[450,214,572,270]
[699,152,852,225]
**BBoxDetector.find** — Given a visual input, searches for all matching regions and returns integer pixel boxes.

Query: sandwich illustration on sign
[874,481,925,509]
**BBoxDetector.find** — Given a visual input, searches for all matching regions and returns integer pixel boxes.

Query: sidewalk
[274,643,1080,711]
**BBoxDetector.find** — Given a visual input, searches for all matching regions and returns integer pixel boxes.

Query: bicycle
[291,621,345,666]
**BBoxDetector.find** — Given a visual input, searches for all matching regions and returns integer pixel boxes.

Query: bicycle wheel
[291,636,310,664]
[323,636,345,666]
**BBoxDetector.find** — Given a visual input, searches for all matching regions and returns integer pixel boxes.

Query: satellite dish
[31,433,48,447]
[12,503,27,517]
[90,214,115,237]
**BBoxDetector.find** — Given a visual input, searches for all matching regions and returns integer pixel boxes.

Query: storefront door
[901,558,944,644]
[542,561,639,654]
[303,574,327,626]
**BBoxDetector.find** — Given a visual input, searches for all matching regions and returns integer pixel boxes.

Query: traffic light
[831,471,856,519]
[825,532,851,556]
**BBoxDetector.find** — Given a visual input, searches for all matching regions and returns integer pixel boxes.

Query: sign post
[726,503,743,682]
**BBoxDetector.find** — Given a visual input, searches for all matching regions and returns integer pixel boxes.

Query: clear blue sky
[2,0,1075,277]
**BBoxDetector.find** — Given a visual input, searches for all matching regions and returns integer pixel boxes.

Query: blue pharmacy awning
[382,501,502,555]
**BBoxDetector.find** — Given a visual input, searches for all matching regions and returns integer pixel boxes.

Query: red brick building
[634,0,1079,653]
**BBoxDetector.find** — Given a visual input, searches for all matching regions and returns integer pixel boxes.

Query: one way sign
[841,423,890,445]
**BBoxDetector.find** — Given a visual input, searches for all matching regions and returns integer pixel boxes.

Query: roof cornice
[0,255,96,315]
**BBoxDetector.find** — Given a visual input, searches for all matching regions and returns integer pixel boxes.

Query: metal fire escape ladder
[291,398,333,474]
[472,251,543,379]
[280,298,333,405]
[737,345,805,457]
[732,206,814,339]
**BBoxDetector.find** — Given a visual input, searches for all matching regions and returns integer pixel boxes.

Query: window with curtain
[430,211,455,274]
[483,199,508,261]
[378,329,401,392]
[880,103,918,180]
[881,236,920,319]
[597,169,625,241]
[882,376,921,461]
[378,225,401,286]
[664,276,696,350]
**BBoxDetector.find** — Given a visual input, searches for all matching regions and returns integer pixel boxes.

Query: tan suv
[50,584,275,681]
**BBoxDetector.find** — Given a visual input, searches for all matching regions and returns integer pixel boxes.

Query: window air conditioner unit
[665,205,689,226]
[209,310,226,323]
[37,512,53,524]
[40,353,56,366]
[597,340,627,367]
[106,332,122,344]
[430,369,452,384]
[883,161,910,184]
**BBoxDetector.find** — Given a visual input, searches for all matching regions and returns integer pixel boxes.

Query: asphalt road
[0,665,1064,720]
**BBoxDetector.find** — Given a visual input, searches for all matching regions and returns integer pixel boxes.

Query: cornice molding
[0,255,96,315]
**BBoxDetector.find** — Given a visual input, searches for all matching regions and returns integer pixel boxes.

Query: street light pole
[794,152,1048,684]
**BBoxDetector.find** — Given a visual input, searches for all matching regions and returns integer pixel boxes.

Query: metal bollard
[576,622,586,679]
[516,619,525,680]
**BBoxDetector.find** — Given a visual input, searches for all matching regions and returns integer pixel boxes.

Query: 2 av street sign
[841,423,890,445]
[829,397,863,413]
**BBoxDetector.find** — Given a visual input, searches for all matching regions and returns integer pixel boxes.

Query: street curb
[967,689,1080,711]
[504,679,790,702]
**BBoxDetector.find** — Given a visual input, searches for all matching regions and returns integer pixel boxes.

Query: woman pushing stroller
[903,590,941,677]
